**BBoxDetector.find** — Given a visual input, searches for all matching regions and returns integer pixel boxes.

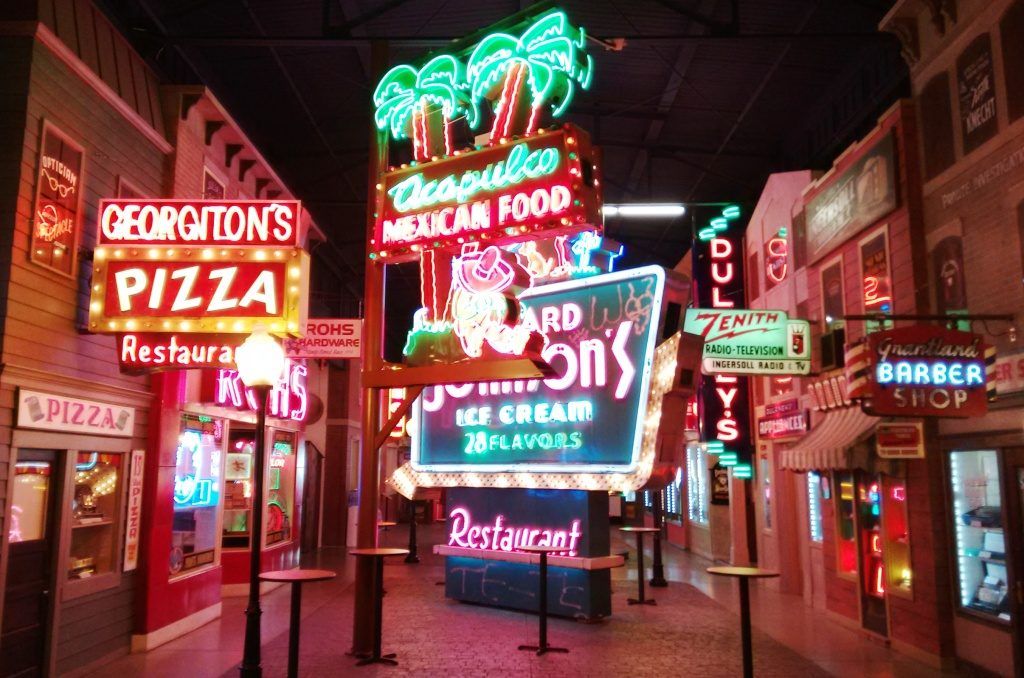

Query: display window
[761,455,772,530]
[9,461,53,543]
[223,424,297,550]
[835,471,858,577]
[69,452,122,581]
[949,450,1011,622]
[858,475,885,599]
[664,467,682,521]
[687,443,709,525]
[881,475,912,597]
[171,415,224,577]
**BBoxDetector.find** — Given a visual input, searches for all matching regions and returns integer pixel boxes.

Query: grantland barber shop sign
[683,308,811,375]
[862,326,995,418]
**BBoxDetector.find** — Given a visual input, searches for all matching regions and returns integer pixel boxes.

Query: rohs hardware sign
[411,266,664,473]
[684,308,811,375]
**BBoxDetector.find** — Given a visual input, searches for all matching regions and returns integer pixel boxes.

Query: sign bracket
[373,385,423,450]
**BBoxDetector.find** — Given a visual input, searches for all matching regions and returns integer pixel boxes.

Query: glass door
[857,472,889,637]
[1001,448,1024,676]
[2,450,59,677]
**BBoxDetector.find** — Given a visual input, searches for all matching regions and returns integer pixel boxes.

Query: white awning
[779,406,876,471]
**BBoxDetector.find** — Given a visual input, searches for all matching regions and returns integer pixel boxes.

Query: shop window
[949,450,1011,622]
[69,453,122,581]
[1002,1,1024,122]
[687,444,709,526]
[171,415,223,577]
[919,73,956,179]
[859,476,885,599]
[820,258,845,332]
[859,227,893,332]
[761,456,772,530]
[223,426,296,549]
[807,472,823,543]
[267,431,297,547]
[835,471,858,577]
[9,461,53,543]
[31,123,83,276]
[203,168,225,199]
[664,467,682,521]
[882,476,912,597]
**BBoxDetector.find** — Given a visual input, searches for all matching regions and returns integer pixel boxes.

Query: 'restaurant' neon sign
[448,506,582,556]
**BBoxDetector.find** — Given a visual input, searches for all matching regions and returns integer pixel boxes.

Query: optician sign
[684,308,810,375]
[411,266,664,473]
[372,124,601,262]
[863,326,994,418]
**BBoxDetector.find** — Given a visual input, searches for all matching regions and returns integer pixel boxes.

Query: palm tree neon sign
[372,9,593,158]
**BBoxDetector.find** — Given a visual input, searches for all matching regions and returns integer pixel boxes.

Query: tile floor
[87,524,957,677]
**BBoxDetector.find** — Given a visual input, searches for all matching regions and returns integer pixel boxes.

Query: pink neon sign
[447,506,582,556]
[207,360,308,422]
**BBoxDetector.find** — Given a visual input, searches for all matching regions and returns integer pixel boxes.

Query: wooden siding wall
[36,0,165,139]
[0,29,167,670]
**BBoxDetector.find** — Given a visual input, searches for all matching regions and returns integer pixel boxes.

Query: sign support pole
[352,39,388,658]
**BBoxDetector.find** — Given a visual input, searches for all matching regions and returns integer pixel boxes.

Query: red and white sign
[757,398,808,439]
[89,250,309,336]
[98,199,302,247]
[17,389,135,437]
[283,318,361,359]
[864,326,994,418]
[118,332,244,371]
[876,421,925,459]
[123,449,145,571]
[201,360,308,422]
[372,124,601,262]
[992,350,1024,396]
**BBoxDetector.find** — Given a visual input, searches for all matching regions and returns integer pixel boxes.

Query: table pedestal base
[357,652,397,666]
[518,644,569,656]
[627,597,657,606]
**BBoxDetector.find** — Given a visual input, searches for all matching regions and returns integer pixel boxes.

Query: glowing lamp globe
[235,326,286,388]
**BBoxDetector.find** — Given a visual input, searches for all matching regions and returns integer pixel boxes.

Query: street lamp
[236,326,287,678]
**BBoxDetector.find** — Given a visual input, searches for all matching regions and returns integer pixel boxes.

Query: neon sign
[765,229,788,287]
[863,326,994,418]
[118,332,242,370]
[372,125,600,262]
[447,506,582,556]
[204,359,308,422]
[693,215,753,479]
[89,247,309,336]
[684,308,811,375]
[411,266,664,474]
[98,199,302,247]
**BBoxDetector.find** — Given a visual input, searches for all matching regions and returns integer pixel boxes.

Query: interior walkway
[87,524,955,677]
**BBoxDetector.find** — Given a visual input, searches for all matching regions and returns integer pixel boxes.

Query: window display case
[949,450,1011,622]
[223,426,255,549]
[266,431,296,546]
[171,415,223,576]
[835,472,858,577]
[68,452,122,580]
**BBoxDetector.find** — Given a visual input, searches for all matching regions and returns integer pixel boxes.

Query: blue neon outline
[409,264,666,476]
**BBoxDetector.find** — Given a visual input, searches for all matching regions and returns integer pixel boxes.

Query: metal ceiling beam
[325,0,420,35]
[650,0,737,35]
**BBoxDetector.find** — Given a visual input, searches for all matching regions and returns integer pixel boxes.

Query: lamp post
[235,326,287,678]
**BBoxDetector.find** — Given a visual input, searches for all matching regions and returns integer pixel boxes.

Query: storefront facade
[883,0,1024,673]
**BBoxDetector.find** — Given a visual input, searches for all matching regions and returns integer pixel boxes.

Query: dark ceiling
[99,0,906,328]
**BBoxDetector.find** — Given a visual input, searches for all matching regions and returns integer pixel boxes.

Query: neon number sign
[447,506,583,556]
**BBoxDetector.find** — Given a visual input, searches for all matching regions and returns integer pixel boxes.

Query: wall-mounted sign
[88,247,309,336]
[863,326,993,418]
[684,308,810,375]
[411,266,664,474]
[118,332,243,371]
[805,131,897,264]
[859,228,892,317]
[757,399,808,439]
[957,34,998,155]
[372,124,601,262]
[692,219,752,478]
[16,389,135,437]
[32,123,83,275]
[123,448,145,571]
[876,421,925,459]
[200,360,308,422]
[97,199,302,247]
[992,349,1024,396]
[764,230,788,289]
[283,318,361,359]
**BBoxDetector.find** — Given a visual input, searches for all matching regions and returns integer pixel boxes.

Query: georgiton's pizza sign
[411,266,665,474]
[684,308,811,375]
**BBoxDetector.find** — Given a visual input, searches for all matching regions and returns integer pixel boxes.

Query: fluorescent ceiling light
[603,204,686,217]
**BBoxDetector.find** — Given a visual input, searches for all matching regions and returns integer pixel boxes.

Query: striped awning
[779,406,876,471]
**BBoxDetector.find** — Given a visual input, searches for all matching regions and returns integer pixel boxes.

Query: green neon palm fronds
[467,34,518,124]
[416,54,470,120]
[373,64,418,139]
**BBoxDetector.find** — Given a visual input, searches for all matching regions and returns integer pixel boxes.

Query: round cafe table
[258,569,337,678]
[619,526,661,605]
[517,544,570,656]
[350,548,409,666]
[706,566,780,678]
